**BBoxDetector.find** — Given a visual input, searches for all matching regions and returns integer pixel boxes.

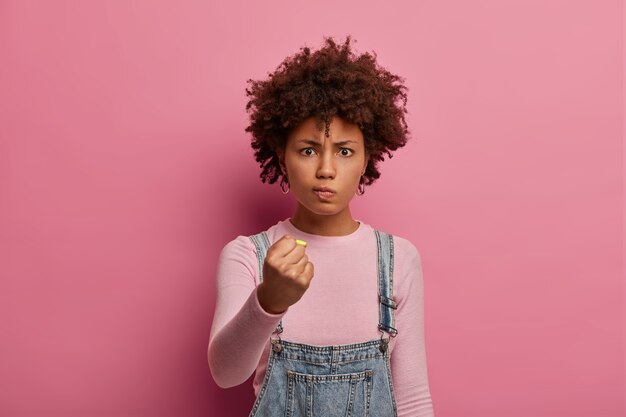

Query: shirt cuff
[250,286,288,321]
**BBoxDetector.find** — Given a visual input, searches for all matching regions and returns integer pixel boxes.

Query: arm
[391,241,436,417]
[207,236,286,388]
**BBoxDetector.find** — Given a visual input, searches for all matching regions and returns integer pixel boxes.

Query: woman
[208,36,435,417]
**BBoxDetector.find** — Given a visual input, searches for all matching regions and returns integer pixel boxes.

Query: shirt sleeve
[207,235,287,388]
[391,239,436,416]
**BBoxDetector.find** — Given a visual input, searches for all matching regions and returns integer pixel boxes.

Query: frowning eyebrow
[297,139,357,146]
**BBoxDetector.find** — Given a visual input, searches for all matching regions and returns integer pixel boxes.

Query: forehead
[288,115,364,143]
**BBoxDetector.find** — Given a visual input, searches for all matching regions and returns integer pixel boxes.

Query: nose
[316,150,336,179]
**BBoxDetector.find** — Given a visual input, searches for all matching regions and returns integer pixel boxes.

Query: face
[277,115,368,218]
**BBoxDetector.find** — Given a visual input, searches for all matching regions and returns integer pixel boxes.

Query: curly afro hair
[244,35,410,187]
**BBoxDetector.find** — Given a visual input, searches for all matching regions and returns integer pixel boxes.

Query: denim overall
[248,229,399,417]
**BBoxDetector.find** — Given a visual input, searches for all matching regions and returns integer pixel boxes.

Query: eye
[340,148,353,156]
[300,148,316,156]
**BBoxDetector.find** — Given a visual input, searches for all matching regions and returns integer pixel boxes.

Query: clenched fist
[256,234,314,314]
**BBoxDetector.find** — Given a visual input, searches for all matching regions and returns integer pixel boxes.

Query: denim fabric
[248,229,398,417]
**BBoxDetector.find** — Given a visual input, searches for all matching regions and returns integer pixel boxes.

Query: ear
[276,148,287,176]
[362,153,369,175]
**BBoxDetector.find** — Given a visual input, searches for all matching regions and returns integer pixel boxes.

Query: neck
[290,204,359,236]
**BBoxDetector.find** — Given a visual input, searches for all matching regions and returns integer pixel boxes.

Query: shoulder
[216,232,268,287]
[371,227,422,266]
[219,221,282,259]
[372,229,424,298]
[219,234,256,260]
[391,233,422,266]
[217,223,284,281]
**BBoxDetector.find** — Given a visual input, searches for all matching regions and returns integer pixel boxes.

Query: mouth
[313,188,336,200]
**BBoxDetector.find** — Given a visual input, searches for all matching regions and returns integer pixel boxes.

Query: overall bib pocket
[285,369,373,417]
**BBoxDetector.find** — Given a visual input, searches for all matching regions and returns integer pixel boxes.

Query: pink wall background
[0,1,623,416]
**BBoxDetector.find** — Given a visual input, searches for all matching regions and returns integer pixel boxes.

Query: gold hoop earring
[280,176,290,194]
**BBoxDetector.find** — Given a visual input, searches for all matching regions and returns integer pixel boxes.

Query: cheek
[286,168,308,187]
[349,163,365,177]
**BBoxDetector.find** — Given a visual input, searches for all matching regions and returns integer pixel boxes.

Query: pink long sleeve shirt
[208,218,435,417]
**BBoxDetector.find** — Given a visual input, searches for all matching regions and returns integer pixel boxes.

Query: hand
[256,235,314,314]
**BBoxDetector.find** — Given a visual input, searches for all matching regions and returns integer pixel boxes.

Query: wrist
[256,284,286,315]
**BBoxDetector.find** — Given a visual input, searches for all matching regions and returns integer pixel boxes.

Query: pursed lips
[313,188,336,199]
[313,187,336,193]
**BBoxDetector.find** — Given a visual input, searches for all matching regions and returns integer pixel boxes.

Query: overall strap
[375,230,398,338]
[248,231,283,336]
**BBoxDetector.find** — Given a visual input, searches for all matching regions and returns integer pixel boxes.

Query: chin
[301,202,344,216]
